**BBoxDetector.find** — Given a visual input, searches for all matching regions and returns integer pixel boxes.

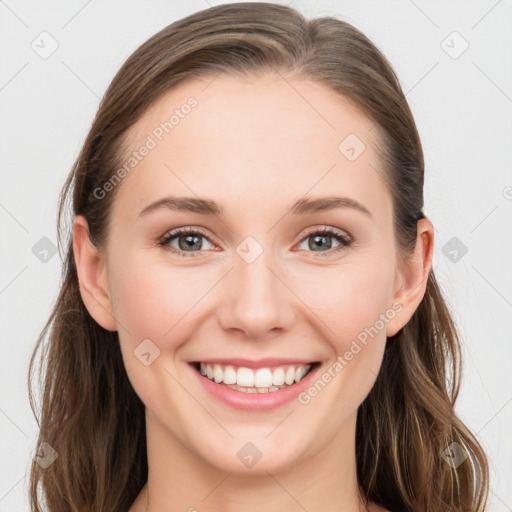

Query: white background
[1,1,511,510]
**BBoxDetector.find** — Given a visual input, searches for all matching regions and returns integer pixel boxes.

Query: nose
[216,248,296,340]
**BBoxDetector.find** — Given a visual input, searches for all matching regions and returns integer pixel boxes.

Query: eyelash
[158,226,353,258]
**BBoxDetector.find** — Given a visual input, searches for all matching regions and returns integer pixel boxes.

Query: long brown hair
[28,3,489,511]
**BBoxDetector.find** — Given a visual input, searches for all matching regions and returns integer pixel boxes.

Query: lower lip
[189,363,321,412]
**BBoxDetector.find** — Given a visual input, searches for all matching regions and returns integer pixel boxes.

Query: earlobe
[385,217,434,337]
[72,215,117,331]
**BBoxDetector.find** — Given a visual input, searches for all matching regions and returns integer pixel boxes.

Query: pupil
[310,234,332,251]
[179,234,201,251]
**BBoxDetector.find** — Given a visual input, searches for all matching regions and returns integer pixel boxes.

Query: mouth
[189,360,320,394]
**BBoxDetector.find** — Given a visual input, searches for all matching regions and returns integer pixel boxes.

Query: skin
[73,73,433,512]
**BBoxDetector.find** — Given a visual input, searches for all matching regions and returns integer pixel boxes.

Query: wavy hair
[29,3,489,511]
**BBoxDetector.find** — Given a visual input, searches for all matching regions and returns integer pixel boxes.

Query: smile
[194,362,314,393]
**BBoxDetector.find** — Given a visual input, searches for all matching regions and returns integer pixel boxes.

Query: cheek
[292,264,394,421]
[326,262,396,401]
[107,253,223,377]
[107,254,219,425]
[293,258,396,354]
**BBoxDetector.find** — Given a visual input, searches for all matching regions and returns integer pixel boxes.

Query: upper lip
[189,357,317,368]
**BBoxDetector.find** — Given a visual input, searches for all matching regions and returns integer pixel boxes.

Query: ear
[386,217,434,337]
[72,215,117,331]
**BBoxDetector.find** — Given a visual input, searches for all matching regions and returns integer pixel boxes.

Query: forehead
[113,73,390,223]
[126,72,377,158]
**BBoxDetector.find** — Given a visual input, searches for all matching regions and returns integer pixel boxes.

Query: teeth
[237,367,254,387]
[198,362,313,392]
[285,366,295,385]
[213,364,223,383]
[254,368,273,387]
[225,383,286,393]
[223,365,237,385]
[295,366,308,382]
[272,367,285,386]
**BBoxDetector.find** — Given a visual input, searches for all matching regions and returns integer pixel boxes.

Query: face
[76,73,426,476]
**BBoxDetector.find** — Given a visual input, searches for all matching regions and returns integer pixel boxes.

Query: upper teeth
[200,363,311,388]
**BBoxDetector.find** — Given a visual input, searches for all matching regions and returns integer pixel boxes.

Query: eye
[159,227,215,257]
[296,227,352,255]
[158,226,352,258]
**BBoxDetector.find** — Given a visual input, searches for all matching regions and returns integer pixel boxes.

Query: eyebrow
[137,195,372,218]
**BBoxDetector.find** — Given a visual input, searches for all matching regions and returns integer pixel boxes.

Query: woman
[29,3,489,511]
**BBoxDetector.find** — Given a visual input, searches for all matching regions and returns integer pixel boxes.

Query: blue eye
[158,226,352,257]
[159,228,214,257]
[297,227,352,254]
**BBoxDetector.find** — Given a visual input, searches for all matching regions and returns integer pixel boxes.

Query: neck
[131,410,368,512]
